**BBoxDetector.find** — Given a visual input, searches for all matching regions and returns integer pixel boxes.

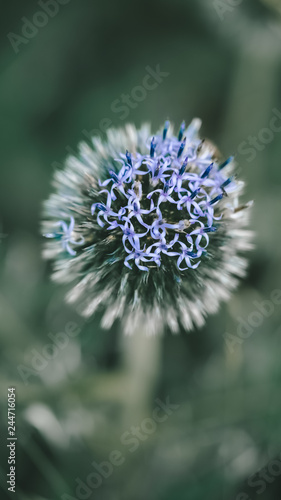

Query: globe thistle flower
[42,119,253,335]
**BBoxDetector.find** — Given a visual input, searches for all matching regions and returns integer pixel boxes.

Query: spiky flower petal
[42,120,253,335]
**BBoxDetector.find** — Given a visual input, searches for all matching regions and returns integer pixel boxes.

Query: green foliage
[1,1,281,499]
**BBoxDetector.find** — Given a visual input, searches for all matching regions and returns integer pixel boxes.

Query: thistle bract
[42,120,253,334]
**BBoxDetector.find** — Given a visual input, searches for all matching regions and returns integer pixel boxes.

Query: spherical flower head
[42,119,253,335]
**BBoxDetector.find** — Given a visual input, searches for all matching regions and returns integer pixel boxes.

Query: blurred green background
[1,0,281,499]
